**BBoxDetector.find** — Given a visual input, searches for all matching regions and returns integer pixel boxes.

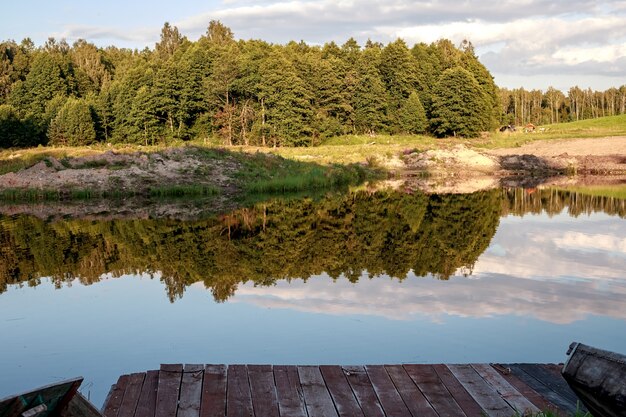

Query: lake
[1,187,625,407]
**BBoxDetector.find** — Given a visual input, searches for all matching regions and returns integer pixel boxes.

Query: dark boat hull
[562,342,626,417]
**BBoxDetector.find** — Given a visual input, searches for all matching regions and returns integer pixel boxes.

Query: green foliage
[0,104,41,148]
[244,164,368,193]
[1,187,622,300]
[0,189,502,300]
[233,150,377,193]
[2,23,619,148]
[148,185,219,197]
[48,97,97,146]
[430,67,491,138]
[258,49,313,146]
[352,48,389,134]
[398,91,427,134]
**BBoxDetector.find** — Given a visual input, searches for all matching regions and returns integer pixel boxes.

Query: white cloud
[50,25,157,47]
[230,271,626,324]
[228,212,626,325]
[30,0,626,88]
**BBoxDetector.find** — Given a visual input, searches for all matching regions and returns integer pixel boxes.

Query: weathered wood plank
[447,364,514,417]
[341,367,385,417]
[490,365,563,416]
[199,365,227,417]
[320,365,364,417]
[517,364,579,406]
[385,365,438,417]
[226,365,253,417]
[103,375,130,417]
[471,364,539,415]
[178,365,204,417]
[274,366,307,417]
[507,365,578,415]
[134,371,159,417]
[432,365,484,417]
[364,365,411,417]
[248,365,278,417]
[66,392,104,417]
[117,373,145,417]
[156,365,182,417]
[298,366,339,417]
[404,364,468,417]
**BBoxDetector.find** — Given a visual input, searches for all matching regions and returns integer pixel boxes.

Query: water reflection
[0,188,624,303]
[233,211,626,325]
[1,187,626,406]
[0,190,502,300]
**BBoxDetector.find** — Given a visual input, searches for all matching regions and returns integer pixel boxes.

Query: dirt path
[487,136,626,157]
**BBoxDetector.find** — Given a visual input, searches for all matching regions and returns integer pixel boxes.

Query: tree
[48,97,96,146]
[258,49,312,146]
[379,39,420,131]
[155,22,186,60]
[398,91,427,134]
[205,20,234,46]
[352,48,388,134]
[205,42,240,145]
[70,39,111,93]
[0,104,41,148]
[429,67,490,138]
[9,53,68,115]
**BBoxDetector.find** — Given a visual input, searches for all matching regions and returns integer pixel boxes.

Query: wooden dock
[102,364,585,417]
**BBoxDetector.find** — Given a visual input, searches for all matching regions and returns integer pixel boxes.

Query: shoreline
[0,137,624,202]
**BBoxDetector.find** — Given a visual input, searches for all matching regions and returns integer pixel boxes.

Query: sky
[1,0,625,91]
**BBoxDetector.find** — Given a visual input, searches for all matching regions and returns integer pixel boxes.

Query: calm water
[0,188,625,406]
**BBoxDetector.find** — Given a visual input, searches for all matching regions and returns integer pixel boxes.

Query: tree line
[499,86,626,126]
[0,21,501,148]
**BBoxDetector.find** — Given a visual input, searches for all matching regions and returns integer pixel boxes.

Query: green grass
[233,151,381,194]
[148,185,220,197]
[479,114,626,149]
[0,188,62,201]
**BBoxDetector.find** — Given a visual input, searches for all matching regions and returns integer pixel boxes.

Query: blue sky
[2,0,625,91]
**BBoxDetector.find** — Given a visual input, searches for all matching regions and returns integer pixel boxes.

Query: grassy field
[1,115,624,174]
[475,114,626,149]
[249,115,626,163]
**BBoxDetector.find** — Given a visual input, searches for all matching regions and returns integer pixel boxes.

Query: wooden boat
[562,342,626,417]
[0,377,101,417]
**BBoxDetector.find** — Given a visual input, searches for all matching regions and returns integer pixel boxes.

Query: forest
[1,187,624,301]
[1,21,499,148]
[2,21,624,149]
[499,86,626,126]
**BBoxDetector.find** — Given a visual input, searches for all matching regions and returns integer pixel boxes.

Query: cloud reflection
[231,214,626,324]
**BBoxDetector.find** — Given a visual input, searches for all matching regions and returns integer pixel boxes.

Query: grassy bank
[0,185,220,201]
[0,115,623,199]
[477,114,626,149]
[0,145,383,202]
[233,151,376,193]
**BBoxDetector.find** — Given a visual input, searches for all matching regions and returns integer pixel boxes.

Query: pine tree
[429,67,490,138]
[398,91,427,134]
[352,48,388,134]
[258,49,312,146]
[379,39,420,132]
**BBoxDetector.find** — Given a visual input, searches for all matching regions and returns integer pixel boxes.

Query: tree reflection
[1,187,623,301]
